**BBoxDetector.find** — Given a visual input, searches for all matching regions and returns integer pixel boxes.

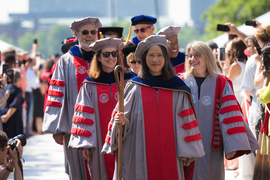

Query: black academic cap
[100,27,123,38]
[61,37,78,54]
[122,43,138,57]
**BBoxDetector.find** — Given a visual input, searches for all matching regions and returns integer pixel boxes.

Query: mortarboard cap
[89,37,124,52]
[61,37,78,54]
[156,25,181,38]
[131,15,157,26]
[134,35,170,60]
[122,43,138,57]
[100,27,123,38]
[70,17,102,32]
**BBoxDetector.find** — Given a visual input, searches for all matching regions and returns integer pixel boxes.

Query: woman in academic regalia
[68,37,133,180]
[102,35,205,180]
[182,40,259,180]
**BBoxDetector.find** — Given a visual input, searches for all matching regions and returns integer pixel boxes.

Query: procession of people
[1,13,270,180]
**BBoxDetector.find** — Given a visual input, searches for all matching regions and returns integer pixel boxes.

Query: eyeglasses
[133,26,151,33]
[186,54,201,59]
[102,51,119,58]
[130,61,141,65]
[78,29,97,36]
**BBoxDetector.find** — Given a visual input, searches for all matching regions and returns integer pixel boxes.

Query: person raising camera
[0,131,23,180]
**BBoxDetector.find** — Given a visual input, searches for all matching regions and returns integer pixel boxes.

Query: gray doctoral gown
[42,52,90,180]
[102,80,205,180]
[184,74,260,180]
[68,76,130,180]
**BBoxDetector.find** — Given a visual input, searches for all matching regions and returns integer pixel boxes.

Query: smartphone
[34,39,38,44]
[219,48,226,61]
[6,69,13,84]
[217,24,230,32]
[2,64,9,74]
[245,20,256,27]
[256,47,262,55]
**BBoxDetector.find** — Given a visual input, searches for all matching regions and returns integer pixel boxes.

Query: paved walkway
[8,134,68,180]
[6,134,237,180]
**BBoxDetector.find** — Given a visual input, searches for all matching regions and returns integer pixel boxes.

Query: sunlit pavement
[7,133,237,180]
[8,134,68,180]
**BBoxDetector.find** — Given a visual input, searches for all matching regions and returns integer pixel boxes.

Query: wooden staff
[114,65,125,180]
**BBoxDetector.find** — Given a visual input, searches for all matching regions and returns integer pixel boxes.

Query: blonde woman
[182,41,259,180]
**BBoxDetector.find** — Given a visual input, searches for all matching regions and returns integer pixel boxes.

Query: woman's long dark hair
[138,45,175,80]
[230,37,247,64]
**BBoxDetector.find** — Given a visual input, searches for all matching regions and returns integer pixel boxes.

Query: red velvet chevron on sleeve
[71,127,92,137]
[105,135,111,144]
[48,90,64,97]
[50,79,65,86]
[221,95,237,104]
[178,108,195,118]
[111,110,117,117]
[223,116,244,124]
[74,104,95,114]
[182,120,199,130]
[46,100,62,107]
[184,133,202,142]
[72,116,94,126]
[108,123,113,131]
[227,126,247,135]
[219,105,241,114]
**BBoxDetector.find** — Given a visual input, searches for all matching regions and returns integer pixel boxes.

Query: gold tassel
[124,23,132,46]
[99,32,104,39]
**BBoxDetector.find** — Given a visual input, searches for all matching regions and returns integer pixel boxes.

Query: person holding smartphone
[1,69,24,139]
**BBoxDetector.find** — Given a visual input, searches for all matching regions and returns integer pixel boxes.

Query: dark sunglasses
[79,29,97,36]
[102,51,119,58]
[130,61,141,65]
[133,26,151,33]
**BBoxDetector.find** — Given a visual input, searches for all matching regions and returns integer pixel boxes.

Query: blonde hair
[184,41,220,78]
[254,25,270,43]
[89,50,125,79]
[126,52,138,67]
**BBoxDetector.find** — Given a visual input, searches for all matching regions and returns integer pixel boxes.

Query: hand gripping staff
[114,65,124,180]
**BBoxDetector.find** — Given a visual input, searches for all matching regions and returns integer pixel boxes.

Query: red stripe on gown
[141,86,179,180]
[174,63,185,75]
[73,56,91,180]
[96,84,117,180]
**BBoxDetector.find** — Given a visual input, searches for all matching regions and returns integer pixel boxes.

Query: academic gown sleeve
[43,55,70,134]
[220,81,260,159]
[174,91,205,159]
[68,82,97,149]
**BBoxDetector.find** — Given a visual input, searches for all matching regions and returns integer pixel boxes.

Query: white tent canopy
[0,40,24,52]
[211,11,270,47]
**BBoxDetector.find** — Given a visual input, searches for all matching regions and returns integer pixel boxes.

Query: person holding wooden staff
[68,37,133,180]
[102,35,205,180]
[181,41,260,180]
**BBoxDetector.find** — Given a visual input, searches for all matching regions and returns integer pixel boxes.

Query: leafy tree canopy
[202,0,270,39]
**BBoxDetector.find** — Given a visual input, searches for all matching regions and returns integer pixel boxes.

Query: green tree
[17,32,34,53]
[0,33,14,45]
[18,24,73,58]
[47,24,73,56]
[18,31,47,57]
[178,27,207,50]
[202,0,270,40]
